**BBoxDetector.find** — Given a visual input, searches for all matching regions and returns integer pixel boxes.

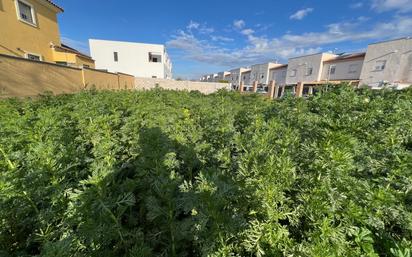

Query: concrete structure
[360,37,412,89]
[250,62,281,86]
[229,67,250,89]
[0,0,94,68]
[135,77,231,95]
[89,39,172,79]
[269,64,288,86]
[0,53,134,98]
[217,71,230,82]
[286,53,338,85]
[321,53,365,82]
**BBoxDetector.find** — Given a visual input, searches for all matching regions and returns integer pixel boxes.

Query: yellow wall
[82,68,119,90]
[118,73,135,90]
[52,49,95,68]
[0,54,83,97]
[0,0,61,62]
[0,54,135,98]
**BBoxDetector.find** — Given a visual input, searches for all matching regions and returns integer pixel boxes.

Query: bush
[0,86,411,256]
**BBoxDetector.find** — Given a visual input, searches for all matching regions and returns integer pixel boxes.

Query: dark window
[152,76,157,78]
[56,61,68,66]
[152,57,158,62]
[27,53,40,61]
[114,52,118,62]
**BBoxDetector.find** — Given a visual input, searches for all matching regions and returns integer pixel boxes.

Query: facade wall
[0,0,61,62]
[321,58,364,81]
[89,39,172,79]
[360,38,412,86]
[286,53,337,85]
[229,68,250,87]
[269,67,288,86]
[0,54,134,98]
[250,63,279,85]
[118,73,135,90]
[82,68,119,90]
[217,71,230,81]
[135,77,231,95]
[0,54,82,97]
[242,71,252,86]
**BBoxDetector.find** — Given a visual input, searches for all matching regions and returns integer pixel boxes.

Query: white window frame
[25,52,42,61]
[15,0,37,27]
[289,69,297,77]
[374,60,387,71]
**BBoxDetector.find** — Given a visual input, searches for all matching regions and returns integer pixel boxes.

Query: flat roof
[269,64,288,70]
[288,52,337,60]
[369,37,411,45]
[89,39,166,48]
[324,52,366,63]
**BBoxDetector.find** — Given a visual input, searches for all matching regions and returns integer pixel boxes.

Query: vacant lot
[0,86,411,256]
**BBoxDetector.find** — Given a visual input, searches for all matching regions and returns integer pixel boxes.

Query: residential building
[89,39,172,79]
[250,62,281,86]
[0,0,94,67]
[360,37,412,89]
[321,53,365,82]
[217,71,230,82]
[286,53,338,85]
[242,70,252,88]
[229,67,250,89]
[269,64,288,86]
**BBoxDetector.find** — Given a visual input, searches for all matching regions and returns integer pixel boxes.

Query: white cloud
[290,8,314,20]
[371,0,412,12]
[186,20,214,34]
[187,21,200,30]
[350,2,364,8]
[233,19,246,29]
[167,16,412,68]
[211,35,234,42]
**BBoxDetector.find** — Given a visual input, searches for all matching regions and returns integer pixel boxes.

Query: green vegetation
[0,86,411,257]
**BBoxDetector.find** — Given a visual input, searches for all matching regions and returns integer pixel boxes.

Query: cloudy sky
[55,0,412,79]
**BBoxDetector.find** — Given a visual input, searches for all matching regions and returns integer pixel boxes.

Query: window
[260,73,264,79]
[16,0,36,25]
[306,67,313,76]
[152,76,157,78]
[348,64,358,74]
[113,52,118,62]
[330,65,336,75]
[290,69,297,77]
[56,61,68,66]
[26,53,41,61]
[83,64,90,68]
[149,52,161,63]
[374,60,386,71]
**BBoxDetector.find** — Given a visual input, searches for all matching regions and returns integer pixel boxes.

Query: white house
[286,53,338,85]
[360,37,412,89]
[229,67,250,89]
[89,39,172,79]
[250,62,281,86]
[217,71,230,82]
[269,64,288,86]
[321,53,365,82]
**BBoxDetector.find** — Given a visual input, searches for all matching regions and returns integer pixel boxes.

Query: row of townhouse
[200,37,412,94]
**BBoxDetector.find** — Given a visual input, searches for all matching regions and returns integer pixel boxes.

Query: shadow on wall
[0,0,3,11]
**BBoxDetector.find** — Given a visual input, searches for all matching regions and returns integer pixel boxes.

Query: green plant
[0,85,411,256]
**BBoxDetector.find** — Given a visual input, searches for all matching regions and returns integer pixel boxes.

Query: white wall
[229,68,250,86]
[321,58,364,81]
[286,53,337,85]
[360,38,412,86]
[250,63,279,85]
[269,66,288,86]
[242,71,252,86]
[89,39,172,79]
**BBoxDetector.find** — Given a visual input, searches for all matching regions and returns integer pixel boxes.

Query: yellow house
[0,0,94,68]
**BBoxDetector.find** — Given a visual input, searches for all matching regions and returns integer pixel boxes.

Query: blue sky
[54,0,412,79]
